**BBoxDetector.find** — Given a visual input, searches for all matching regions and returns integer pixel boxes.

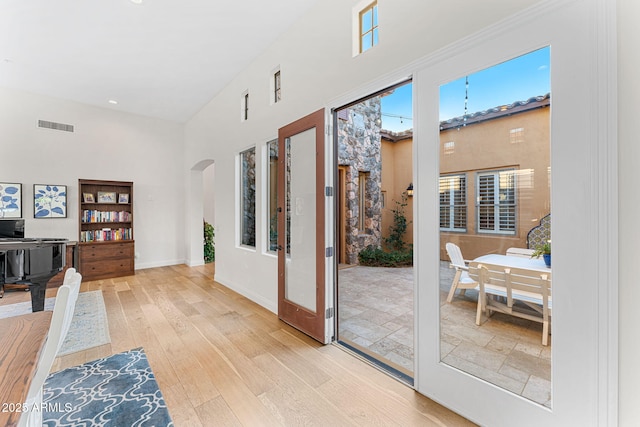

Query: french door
[277,109,329,343]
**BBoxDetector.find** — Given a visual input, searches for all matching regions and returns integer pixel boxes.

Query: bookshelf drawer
[80,257,134,280]
[80,242,134,260]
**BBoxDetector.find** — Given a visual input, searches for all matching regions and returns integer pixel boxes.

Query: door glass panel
[284,129,317,312]
[439,47,552,407]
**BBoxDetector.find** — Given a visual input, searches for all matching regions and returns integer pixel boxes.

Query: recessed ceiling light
[130,0,143,4]
[108,100,118,105]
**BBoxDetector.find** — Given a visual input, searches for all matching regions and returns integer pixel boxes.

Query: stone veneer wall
[337,97,383,264]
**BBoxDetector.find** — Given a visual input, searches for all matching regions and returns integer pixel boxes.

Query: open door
[277,109,327,343]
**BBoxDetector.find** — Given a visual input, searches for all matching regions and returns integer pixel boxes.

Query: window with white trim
[476,169,516,234]
[439,174,467,231]
[240,147,256,247]
[241,91,249,121]
[274,70,281,103]
[266,139,278,252]
[510,127,524,144]
[359,1,378,53]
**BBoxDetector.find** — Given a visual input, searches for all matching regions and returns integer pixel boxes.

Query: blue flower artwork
[0,182,22,218]
[34,184,67,218]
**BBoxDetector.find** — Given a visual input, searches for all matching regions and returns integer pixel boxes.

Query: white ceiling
[0,0,320,123]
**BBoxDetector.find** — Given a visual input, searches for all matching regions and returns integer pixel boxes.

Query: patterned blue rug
[43,348,174,426]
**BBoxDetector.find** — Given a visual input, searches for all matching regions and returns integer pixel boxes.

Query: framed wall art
[34,184,67,218]
[97,191,116,203]
[118,193,129,204]
[0,182,22,218]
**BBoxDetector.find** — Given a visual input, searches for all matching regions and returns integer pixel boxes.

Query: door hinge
[325,247,334,257]
[325,307,334,319]
[325,186,333,197]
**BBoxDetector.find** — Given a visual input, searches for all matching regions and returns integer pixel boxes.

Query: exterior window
[267,140,278,251]
[476,170,516,234]
[443,140,455,155]
[240,147,256,247]
[358,172,369,233]
[274,70,281,103]
[510,127,524,144]
[439,175,467,231]
[242,92,249,121]
[359,2,378,53]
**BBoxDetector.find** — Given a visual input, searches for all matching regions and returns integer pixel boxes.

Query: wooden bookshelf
[78,179,134,280]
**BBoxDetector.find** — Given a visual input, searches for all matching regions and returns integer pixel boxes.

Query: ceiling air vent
[37,120,74,133]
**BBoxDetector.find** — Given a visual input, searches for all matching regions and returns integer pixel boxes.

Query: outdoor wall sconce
[406,183,414,197]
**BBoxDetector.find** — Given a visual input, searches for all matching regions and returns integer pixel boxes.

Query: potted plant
[532,240,551,267]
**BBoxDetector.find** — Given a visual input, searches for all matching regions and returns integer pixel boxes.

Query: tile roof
[439,93,550,131]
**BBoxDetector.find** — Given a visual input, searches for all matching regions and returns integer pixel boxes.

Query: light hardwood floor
[1,264,475,426]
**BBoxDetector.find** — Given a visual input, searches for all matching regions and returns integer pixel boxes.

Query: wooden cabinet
[78,179,134,281]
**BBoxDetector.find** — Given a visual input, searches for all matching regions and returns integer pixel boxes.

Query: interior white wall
[617,0,639,425]
[0,86,185,269]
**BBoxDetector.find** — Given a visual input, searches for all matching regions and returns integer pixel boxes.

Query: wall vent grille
[37,120,74,132]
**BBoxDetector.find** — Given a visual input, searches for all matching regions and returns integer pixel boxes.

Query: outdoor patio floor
[337,261,552,407]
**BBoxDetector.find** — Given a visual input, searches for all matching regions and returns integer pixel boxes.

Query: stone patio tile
[540,344,552,360]
[522,375,552,407]
[369,337,400,355]
[514,341,543,357]
[498,362,531,384]
[486,335,518,355]
[450,341,507,372]
[338,304,365,319]
[384,350,413,372]
[356,308,399,326]
[503,350,551,381]
[441,320,494,347]
[352,335,374,348]
[440,340,456,358]
[340,317,394,342]
[443,353,525,395]
[386,326,413,348]
[339,329,359,341]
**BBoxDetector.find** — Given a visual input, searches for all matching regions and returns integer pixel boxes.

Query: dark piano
[0,219,68,312]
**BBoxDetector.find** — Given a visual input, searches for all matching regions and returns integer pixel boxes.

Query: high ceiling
[0,0,320,123]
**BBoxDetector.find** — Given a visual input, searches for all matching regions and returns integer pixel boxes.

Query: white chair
[445,242,479,303]
[506,247,538,258]
[470,262,552,345]
[19,268,82,427]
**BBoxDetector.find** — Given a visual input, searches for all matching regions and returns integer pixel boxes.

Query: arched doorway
[188,159,215,267]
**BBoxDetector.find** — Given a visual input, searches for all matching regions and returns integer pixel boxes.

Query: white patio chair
[506,247,537,258]
[445,242,478,303]
[19,268,82,427]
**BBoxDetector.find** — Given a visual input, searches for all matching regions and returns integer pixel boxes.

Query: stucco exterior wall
[381,137,414,245]
[439,105,550,260]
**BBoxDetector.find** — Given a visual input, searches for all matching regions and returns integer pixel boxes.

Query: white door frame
[413,0,617,425]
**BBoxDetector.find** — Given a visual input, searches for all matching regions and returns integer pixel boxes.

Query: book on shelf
[81,210,132,223]
[80,228,132,242]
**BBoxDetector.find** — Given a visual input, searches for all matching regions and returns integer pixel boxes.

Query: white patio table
[473,254,551,274]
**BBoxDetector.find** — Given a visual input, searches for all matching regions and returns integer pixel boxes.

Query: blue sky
[380,46,550,132]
